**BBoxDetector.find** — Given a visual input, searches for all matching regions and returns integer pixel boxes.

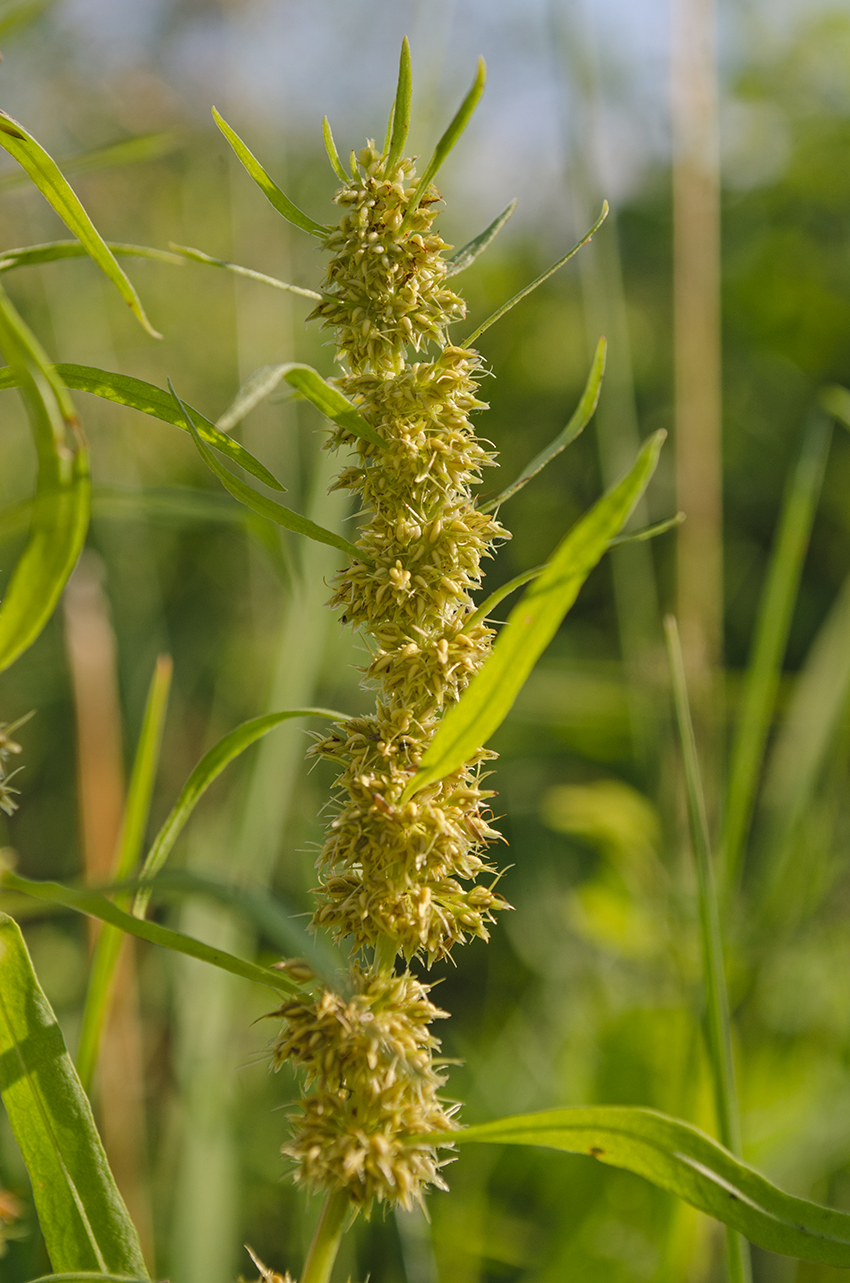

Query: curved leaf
[0,872,298,995]
[133,705,348,917]
[402,431,664,799]
[0,362,284,492]
[322,117,348,183]
[277,363,385,448]
[480,336,606,512]
[446,199,518,277]
[0,241,184,272]
[385,37,412,174]
[169,243,320,300]
[0,285,90,675]
[0,914,149,1276]
[212,108,329,238]
[0,110,159,337]
[445,1106,850,1267]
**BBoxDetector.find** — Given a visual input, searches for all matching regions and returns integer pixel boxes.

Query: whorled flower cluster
[273,142,510,1211]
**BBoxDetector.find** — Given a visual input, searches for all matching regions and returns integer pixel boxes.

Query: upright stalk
[665,616,751,1283]
[301,1191,349,1283]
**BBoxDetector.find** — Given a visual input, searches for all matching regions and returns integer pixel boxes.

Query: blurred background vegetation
[3,1,850,1280]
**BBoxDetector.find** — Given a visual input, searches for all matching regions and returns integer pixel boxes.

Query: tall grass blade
[0,914,148,1276]
[0,284,89,675]
[481,336,607,512]
[402,430,664,799]
[443,1106,850,1266]
[463,203,608,346]
[178,391,362,559]
[212,108,329,238]
[169,243,320,299]
[0,110,159,337]
[0,131,180,192]
[0,362,284,491]
[0,241,184,272]
[385,37,413,174]
[322,117,348,182]
[720,413,831,896]
[445,200,518,277]
[132,706,347,918]
[399,57,487,233]
[664,615,751,1283]
[1,872,300,994]
[76,656,173,1093]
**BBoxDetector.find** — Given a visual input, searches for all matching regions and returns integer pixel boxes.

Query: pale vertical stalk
[665,616,751,1283]
[672,0,724,726]
[301,1189,349,1283]
[63,554,154,1265]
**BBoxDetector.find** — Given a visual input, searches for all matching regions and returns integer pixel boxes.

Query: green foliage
[445,199,518,277]
[169,243,321,300]
[0,915,148,1277]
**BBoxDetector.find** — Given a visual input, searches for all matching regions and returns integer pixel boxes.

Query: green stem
[373,932,398,975]
[664,616,752,1283]
[301,1189,350,1283]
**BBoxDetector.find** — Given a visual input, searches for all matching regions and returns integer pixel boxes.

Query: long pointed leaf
[443,1107,850,1266]
[402,431,664,799]
[0,362,284,492]
[322,117,348,183]
[0,110,159,337]
[76,656,173,1092]
[212,108,329,238]
[132,705,348,918]
[169,243,320,299]
[0,872,298,995]
[463,204,608,346]
[0,914,148,1276]
[399,58,487,234]
[445,200,518,277]
[384,37,413,174]
[0,241,184,272]
[0,284,90,675]
[277,363,385,448]
[481,336,607,512]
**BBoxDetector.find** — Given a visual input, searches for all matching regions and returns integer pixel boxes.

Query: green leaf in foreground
[442,1106,850,1267]
[463,204,609,347]
[174,385,364,560]
[445,199,518,277]
[0,285,90,676]
[400,57,487,234]
[402,430,664,800]
[133,705,348,918]
[481,335,607,512]
[77,656,173,1092]
[0,913,149,1276]
[0,109,159,337]
[213,107,330,238]
[0,362,284,492]
[0,870,298,995]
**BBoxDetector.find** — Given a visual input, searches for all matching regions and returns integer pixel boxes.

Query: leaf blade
[401,431,664,799]
[0,110,159,337]
[385,37,413,174]
[169,243,321,299]
[0,914,149,1276]
[445,200,518,277]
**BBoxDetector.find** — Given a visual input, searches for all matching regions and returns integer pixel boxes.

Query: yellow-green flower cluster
[275,142,509,1210]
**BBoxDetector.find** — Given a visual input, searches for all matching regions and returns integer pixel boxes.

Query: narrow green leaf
[463,564,545,631]
[665,616,751,1282]
[463,204,608,347]
[176,388,363,560]
[0,241,184,272]
[0,110,159,337]
[720,414,831,897]
[0,872,298,995]
[0,131,180,192]
[0,362,284,492]
[0,913,149,1276]
[132,705,348,918]
[445,199,518,277]
[322,117,348,182]
[76,656,173,1093]
[169,242,320,299]
[0,284,90,675]
[216,364,295,433]
[481,336,607,512]
[608,512,684,546]
[402,431,664,799]
[399,57,486,235]
[385,37,413,174]
[442,1106,850,1267]
[26,1275,147,1283]
[212,108,330,238]
[276,363,385,448]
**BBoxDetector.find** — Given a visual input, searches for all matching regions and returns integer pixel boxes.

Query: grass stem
[301,1190,350,1283]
